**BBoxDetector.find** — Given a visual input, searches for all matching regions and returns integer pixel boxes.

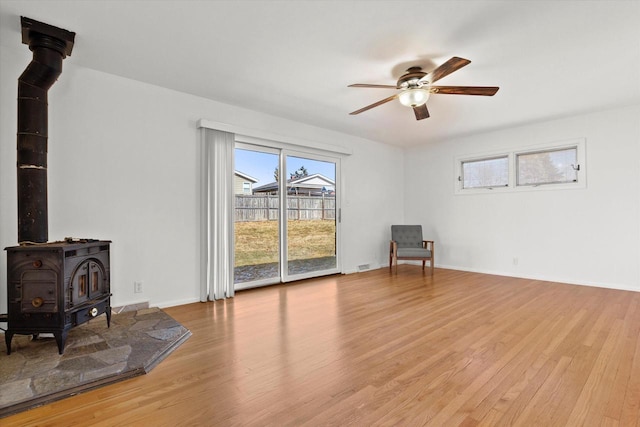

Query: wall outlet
[134,281,143,293]
[513,257,519,266]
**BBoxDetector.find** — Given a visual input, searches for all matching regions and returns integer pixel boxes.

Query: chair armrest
[390,240,398,254]
[422,240,434,251]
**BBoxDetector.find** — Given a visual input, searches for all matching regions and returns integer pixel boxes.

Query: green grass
[234,220,335,267]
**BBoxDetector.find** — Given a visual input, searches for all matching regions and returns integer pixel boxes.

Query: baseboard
[346,262,639,293]
[436,263,640,293]
[156,297,201,309]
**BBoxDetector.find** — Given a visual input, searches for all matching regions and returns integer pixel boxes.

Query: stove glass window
[79,275,87,297]
[92,271,99,292]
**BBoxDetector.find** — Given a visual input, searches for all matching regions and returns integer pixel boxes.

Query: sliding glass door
[284,153,338,281]
[234,146,281,289]
[234,144,340,289]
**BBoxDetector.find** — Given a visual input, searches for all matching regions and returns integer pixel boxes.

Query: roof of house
[253,173,335,193]
[234,170,258,183]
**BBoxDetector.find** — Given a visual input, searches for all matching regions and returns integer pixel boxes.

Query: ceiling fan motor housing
[397,67,428,89]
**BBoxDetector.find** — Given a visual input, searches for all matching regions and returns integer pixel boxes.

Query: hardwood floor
[4,267,640,426]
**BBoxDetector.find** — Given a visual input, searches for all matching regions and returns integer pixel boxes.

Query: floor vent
[358,263,371,272]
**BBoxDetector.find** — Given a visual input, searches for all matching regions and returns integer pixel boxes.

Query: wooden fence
[235,194,336,221]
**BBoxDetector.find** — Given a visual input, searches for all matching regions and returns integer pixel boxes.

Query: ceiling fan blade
[429,57,471,83]
[431,86,500,96]
[349,94,399,115]
[348,83,398,89]
[413,104,430,120]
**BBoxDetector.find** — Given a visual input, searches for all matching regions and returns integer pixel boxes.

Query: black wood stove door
[70,258,106,305]
[20,269,58,313]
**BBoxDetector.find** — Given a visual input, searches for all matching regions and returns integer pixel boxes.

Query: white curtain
[200,128,235,301]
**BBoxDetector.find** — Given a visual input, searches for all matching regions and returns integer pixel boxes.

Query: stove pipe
[17,17,74,244]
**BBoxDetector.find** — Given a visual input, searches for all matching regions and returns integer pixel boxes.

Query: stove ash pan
[5,240,112,355]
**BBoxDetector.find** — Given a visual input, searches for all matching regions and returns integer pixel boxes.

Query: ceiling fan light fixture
[398,88,430,107]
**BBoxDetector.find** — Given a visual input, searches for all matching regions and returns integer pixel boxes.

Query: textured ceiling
[1,0,639,147]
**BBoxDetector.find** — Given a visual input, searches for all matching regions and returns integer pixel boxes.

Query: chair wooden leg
[422,260,426,270]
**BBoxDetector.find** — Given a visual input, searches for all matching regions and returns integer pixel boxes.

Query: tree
[518,152,563,185]
[290,166,308,180]
[274,165,308,183]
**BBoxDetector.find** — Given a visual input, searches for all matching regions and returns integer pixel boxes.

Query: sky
[235,148,336,185]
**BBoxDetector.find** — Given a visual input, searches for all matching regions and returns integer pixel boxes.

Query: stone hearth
[1,307,190,418]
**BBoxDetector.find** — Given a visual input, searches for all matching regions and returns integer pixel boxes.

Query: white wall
[0,44,405,312]
[3,38,638,315]
[404,104,640,291]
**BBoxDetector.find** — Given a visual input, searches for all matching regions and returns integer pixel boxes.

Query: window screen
[461,156,509,189]
[517,147,578,186]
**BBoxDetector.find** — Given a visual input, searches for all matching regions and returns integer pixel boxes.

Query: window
[517,146,578,186]
[242,181,251,194]
[461,156,508,189]
[455,138,585,194]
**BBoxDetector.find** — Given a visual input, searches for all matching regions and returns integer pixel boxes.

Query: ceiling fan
[348,57,499,120]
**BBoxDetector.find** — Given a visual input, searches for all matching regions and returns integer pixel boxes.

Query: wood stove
[4,18,112,355]
[5,240,112,354]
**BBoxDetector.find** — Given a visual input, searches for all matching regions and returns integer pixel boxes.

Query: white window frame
[455,138,586,194]
[460,154,510,190]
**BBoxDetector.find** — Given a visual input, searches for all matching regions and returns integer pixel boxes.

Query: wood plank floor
[4,267,640,426]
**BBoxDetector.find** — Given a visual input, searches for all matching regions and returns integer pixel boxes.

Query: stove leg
[54,330,68,355]
[106,306,112,328]
[5,331,14,355]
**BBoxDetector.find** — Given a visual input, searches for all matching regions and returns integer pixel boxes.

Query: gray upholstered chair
[389,225,434,274]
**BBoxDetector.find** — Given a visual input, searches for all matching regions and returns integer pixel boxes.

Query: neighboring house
[234,171,258,195]
[253,173,335,196]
